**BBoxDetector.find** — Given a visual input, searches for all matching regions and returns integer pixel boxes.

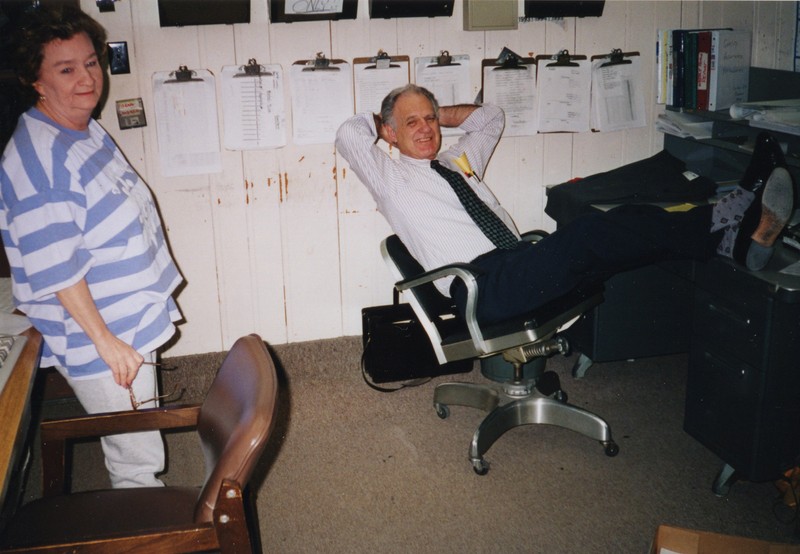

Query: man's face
[384,93,441,160]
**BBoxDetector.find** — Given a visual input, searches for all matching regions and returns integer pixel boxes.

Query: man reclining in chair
[335,84,794,326]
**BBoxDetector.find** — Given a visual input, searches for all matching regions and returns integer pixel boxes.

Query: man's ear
[381,123,397,145]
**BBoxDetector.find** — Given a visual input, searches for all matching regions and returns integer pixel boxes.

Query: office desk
[0,327,43,505]
[684,246,800,494]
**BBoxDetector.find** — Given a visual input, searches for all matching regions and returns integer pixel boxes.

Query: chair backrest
[382,235,456,322]
[194,334,279,523]
[382,235,475,364]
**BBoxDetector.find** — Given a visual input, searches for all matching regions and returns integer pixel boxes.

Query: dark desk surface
[0,327,42,505]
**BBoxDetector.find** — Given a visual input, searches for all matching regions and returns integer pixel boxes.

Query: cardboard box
[651,525,800,554]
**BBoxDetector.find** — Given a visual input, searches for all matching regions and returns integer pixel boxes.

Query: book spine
[684,32,698,109]
[708,30,720,111]
[666,30,674,106]
[656,29,666,104]
[696,31,711,110]
[671,29,686,108]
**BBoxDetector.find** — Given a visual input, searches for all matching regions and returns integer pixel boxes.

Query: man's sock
[713,187,755,257]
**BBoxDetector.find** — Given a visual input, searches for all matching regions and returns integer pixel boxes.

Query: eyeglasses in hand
[127,384,183,411]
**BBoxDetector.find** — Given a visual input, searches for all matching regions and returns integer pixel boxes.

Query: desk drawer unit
[684,258,800,482]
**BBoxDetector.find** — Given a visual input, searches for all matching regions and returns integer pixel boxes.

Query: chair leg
[468,397,618,475]
[433,382,500,417]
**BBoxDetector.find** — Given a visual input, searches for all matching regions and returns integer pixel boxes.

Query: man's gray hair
[380,84,439,129]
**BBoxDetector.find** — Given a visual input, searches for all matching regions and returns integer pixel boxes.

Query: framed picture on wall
[269,0,357,23]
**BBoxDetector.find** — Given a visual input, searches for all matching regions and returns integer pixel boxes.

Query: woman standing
[0,5,183,488]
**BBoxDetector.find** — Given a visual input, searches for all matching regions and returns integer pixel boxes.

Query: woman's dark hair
[11,5,107,102]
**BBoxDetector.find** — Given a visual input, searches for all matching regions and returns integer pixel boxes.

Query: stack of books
[657,28,751,112]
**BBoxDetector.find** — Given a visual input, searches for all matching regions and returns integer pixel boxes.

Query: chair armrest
[41,405,201,440]
[394,262,484,291]
[394,262,494,354]
[40,405,200,497]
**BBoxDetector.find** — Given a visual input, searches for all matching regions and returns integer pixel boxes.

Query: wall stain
[278,173,283,202]
[298,156,305,163]
[283,172,289,201]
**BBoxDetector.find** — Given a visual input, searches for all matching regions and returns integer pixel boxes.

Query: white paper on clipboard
[289,59,353,145]
[482,61,537,137]
[353,55,409,115]
[415,54,471,137]
[221,62,287,150]
[152,68,222,177]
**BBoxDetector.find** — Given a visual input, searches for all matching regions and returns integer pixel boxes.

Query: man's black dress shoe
[739,131,787,193]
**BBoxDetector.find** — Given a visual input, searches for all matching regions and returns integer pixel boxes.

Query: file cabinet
[684,253,800,492]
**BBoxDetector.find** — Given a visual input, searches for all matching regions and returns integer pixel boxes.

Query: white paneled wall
[82,0,794,356]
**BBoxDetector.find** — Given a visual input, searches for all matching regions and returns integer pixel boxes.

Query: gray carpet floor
[20,336,800,553]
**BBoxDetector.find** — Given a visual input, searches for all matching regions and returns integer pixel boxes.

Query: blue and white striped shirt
[0,109,183,377]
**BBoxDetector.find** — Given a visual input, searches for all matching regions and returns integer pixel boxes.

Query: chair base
[433,381,618,475]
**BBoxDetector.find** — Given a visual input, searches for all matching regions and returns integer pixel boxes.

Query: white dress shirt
[335,104,519,296]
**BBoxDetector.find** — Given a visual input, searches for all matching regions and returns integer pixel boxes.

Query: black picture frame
[157,0,251,27]
[269,0,357,23]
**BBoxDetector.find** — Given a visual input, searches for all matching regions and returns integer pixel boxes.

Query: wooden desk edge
[0,327,43,504]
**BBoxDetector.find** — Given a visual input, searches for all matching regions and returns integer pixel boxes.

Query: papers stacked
[729,99,800,136]
[655,110,714,139]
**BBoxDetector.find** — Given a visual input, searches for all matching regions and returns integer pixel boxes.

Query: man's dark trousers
[451,204,721,325]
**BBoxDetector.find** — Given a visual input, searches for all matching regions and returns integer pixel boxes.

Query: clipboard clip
[303,52,339,71]
[494,47,526,70]
[547,49,579,67]
[237,58,273,77]
[429,50,458,67]
[599,48,632,67]
[165,65,203,83]
[366,49,398,70]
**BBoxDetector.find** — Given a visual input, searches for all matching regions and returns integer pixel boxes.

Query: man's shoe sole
[751,167,793,248]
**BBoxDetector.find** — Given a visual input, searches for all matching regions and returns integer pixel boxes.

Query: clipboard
[353,50,410,114]
[591,48,637,67]
[152,65,222,176]
[415,51,471,104]
[294,52,346,72]
[415,51,471,137]
[481,49,537,137]
[221,59,286,150]
[534,50,591,133]
[163,65,205,83]
[289,53,353,145]
[589,49,645,132]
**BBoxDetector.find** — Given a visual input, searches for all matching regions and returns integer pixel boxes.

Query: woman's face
[32,32,103,130]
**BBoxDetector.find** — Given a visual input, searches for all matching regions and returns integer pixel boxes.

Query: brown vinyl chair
[0,333,279,553]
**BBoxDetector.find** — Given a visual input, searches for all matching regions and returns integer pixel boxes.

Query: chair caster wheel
[435,403,450,419]
[472,459,489,475]
[603,441,619,457]
[554,390,568,403]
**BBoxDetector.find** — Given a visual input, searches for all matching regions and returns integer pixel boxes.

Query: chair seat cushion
[0,486,201,548]
[442,283,604,346]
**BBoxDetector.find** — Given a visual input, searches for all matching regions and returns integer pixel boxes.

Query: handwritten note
[590,56,646,132]
[152,69,222,177]
[535,60,591,133]
[289,61,353,145]
[482,64,537,137]
[221,64,287,150]
[286,0,344,15]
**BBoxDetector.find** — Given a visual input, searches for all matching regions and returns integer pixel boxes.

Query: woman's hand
[56,278,143,387]
[94,334,144,388]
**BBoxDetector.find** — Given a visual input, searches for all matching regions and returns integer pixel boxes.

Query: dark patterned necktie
[430,159,518,250]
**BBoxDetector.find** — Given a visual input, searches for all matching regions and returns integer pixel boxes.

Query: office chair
[0,334,278,553]
[381,234,618,474]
